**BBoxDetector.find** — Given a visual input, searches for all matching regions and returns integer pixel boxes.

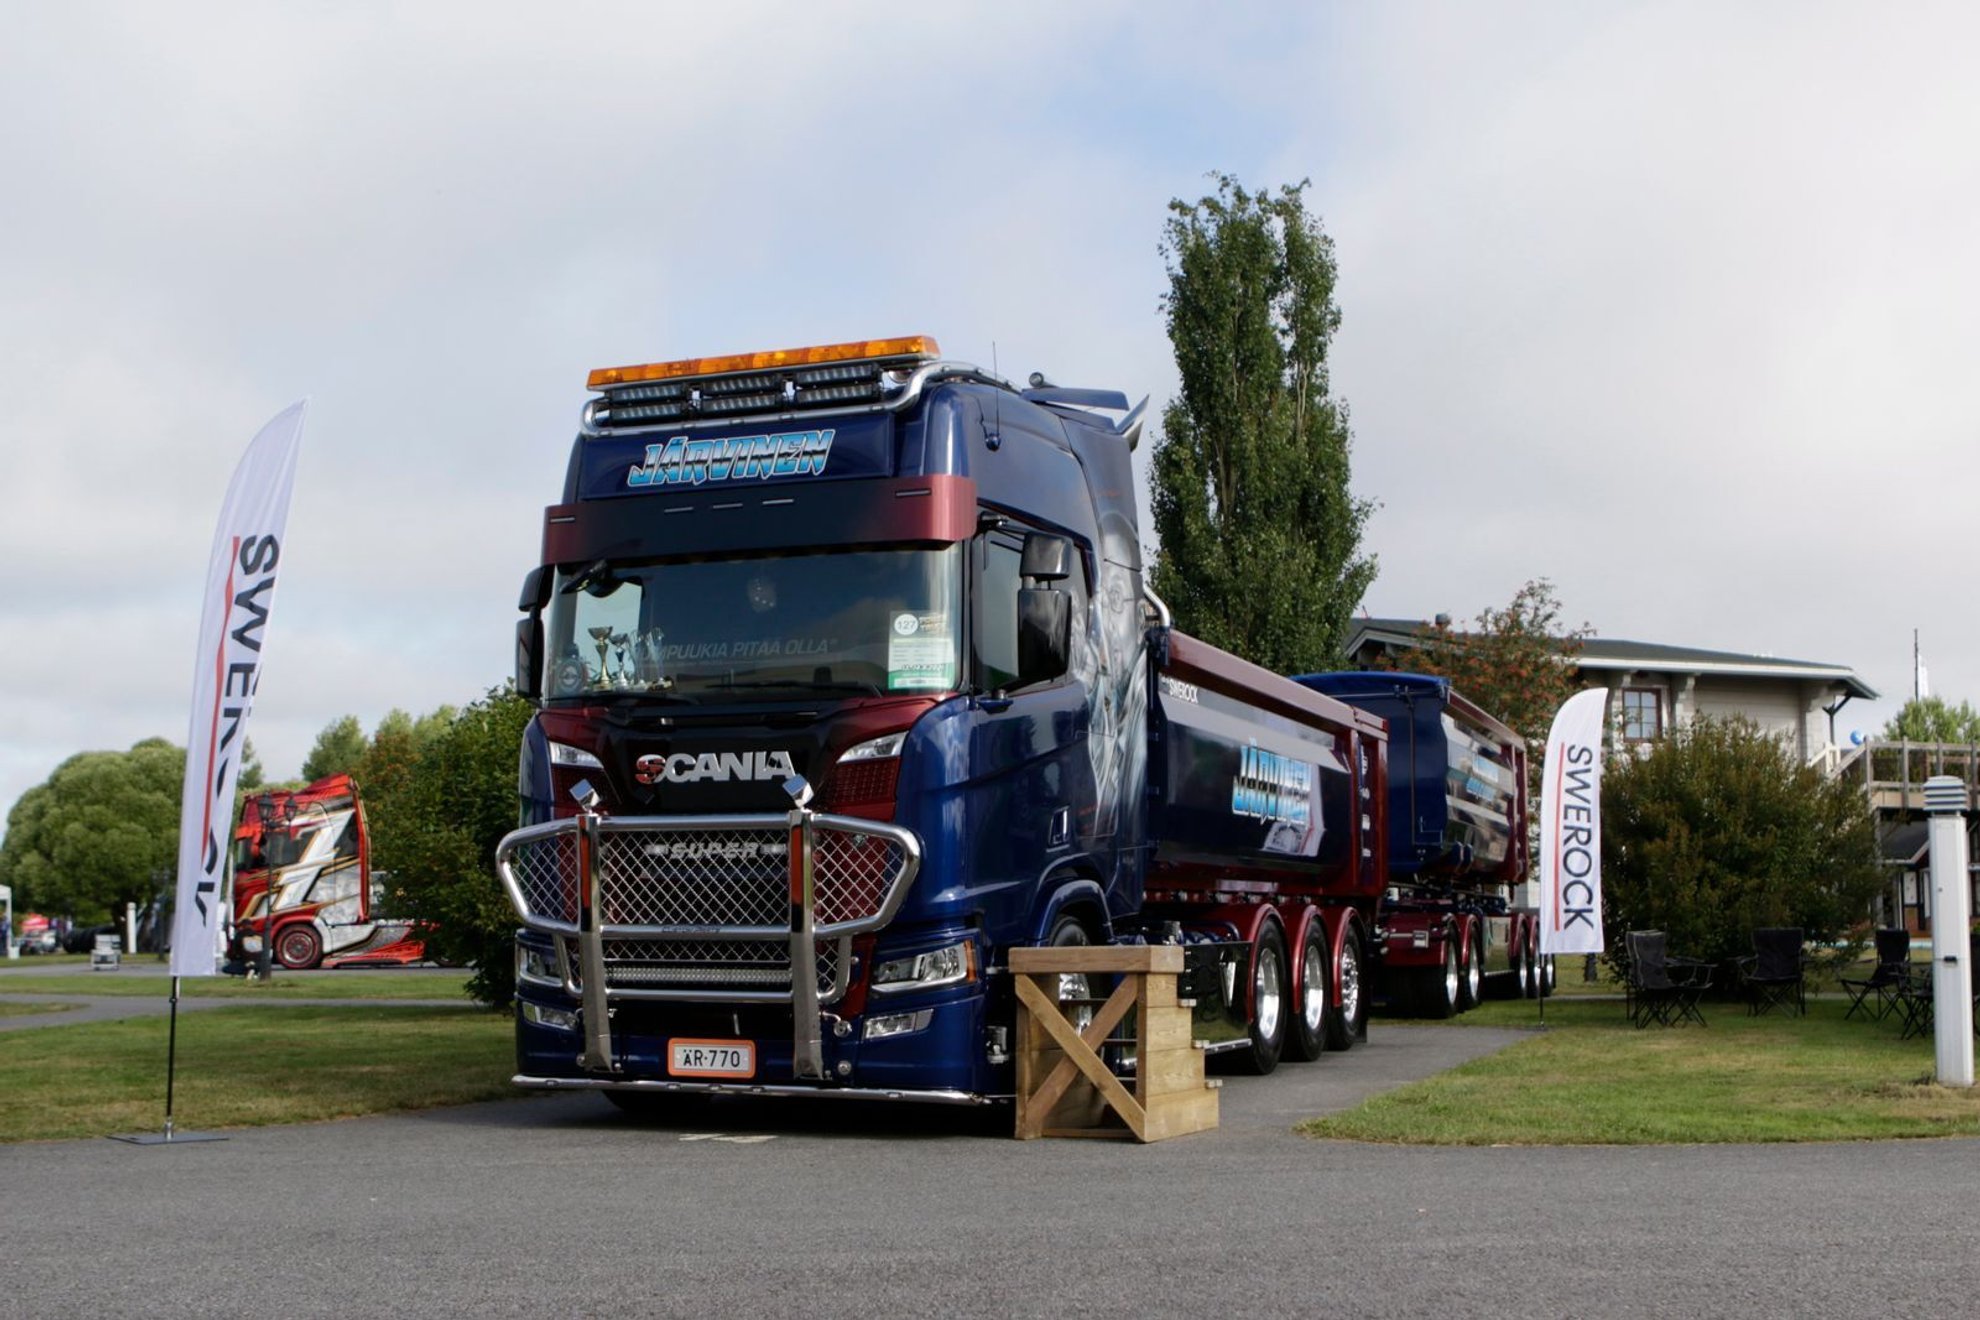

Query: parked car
[18,928,59,955]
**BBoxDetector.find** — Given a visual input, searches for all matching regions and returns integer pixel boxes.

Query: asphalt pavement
[3,1017,1974,1318]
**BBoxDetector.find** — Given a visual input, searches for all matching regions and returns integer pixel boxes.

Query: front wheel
[1047,915,1098,1034]
[1231,921,1289,1076]
[275,923,322,970]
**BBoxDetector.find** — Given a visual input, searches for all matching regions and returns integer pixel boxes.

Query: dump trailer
[495,335,1388,1106]
[1290,671,1550,1016]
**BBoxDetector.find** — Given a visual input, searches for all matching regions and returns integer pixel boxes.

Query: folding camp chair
[1897,965,1935,1040]
[1839,929,1910,1022]
[1738,927,1807,1017]
[1625,931,1712,1028]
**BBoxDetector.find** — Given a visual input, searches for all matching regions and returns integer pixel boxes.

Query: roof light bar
[588,336,941,391]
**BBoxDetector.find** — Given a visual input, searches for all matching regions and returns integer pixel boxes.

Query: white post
[125,901,138,956]
[1924,776,1973,1087]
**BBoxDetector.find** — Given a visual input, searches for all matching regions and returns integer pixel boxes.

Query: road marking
[679,1133,777,1144]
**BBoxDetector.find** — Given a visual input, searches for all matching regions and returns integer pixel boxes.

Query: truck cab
[500,337,1154,1102]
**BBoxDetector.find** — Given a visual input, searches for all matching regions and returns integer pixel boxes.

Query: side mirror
[518,566,551,611]
[1017,587,1071,688]
[515,615,544,701]
[1019,532,1071,582]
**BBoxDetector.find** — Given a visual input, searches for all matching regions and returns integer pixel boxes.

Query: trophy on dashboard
[587,626,614,688]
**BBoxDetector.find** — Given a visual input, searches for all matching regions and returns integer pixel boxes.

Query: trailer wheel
[1412,935,1459,1020]
[1519,928,1540,999]
[275,923,322,970]
[1283,917,1328,1063]
[1509,936,1531,1000]
[1231,921,1288,1075]
[1458,925,1484,1011]
[1539,953,1557,997]
[1324,919,1366,1052]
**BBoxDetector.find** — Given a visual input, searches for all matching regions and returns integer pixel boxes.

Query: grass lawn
[0,968,475,1001]
[1314,994,1980,1144]
[0,1004,515,1142]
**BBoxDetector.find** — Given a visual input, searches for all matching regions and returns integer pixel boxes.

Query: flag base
[108,1129,229,1146]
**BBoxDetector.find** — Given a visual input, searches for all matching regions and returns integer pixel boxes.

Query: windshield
[543,545,963,701]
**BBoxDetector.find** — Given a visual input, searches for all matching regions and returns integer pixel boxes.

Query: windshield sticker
[888,611,954,690]
[626,429,835,488]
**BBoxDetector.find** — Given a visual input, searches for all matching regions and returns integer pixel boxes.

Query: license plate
[668,1039,754,1079]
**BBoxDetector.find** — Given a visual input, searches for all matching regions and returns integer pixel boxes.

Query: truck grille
[495,811,917,1004]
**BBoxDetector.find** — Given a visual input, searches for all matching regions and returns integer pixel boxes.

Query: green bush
[367,686,533,1007]
[1601,716,1882,977]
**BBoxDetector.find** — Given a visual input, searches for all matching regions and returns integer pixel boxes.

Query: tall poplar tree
[1150,173,1375,672]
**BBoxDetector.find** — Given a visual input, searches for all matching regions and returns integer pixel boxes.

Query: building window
[1620,688,1663,742]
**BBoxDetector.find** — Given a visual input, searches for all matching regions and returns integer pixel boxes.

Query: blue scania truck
[496,336,1391,1107]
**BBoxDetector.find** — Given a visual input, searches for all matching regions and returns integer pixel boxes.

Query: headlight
[863,1008,934,1041]
[839,731,906,762]
[520,1001,579,1031]
[871,940,974,993]
[548,741,602,769]
[516,943,563,988]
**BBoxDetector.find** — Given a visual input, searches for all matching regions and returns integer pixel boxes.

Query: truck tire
[275,923,322,970]
[1539,953,1557,997]
[1458,925,1484,1011]
[1519,929,1540,999]
[1283,916,1328,1063]
[1047,915,1099,1035]
[1324,919,1366,1052]
[1412,936,1459,1020]
[1231,921,1288,1075]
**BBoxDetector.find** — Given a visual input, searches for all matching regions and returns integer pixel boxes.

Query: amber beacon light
[587,336,942,390]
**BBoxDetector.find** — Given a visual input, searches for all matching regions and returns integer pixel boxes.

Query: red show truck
[230,774,426,970]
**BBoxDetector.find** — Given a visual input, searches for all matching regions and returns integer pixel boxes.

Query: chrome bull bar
[494,789,921,1081]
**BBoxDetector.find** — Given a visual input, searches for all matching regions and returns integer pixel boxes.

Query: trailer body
[1290,671,1546,1014]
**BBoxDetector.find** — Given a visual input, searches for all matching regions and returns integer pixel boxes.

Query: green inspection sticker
[888,611,956,690]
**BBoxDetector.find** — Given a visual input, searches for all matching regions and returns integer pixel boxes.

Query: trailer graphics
[496,335,1395,1106]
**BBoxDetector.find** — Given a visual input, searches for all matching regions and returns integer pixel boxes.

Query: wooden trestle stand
[1010,944,1219,1141]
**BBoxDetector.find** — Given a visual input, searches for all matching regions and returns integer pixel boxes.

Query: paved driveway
[2,1022,1971,1318]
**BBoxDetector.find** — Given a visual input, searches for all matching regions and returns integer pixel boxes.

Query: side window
[980,540,1022,691]
[978,530,1091,692]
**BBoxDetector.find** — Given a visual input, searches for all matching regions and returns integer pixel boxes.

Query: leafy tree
[368,687,531,1007]
[1392,579,1589,767]
[0,739,183,922]
[1880,696,1980,744]
[1601,716,1882,978]
[300,714,368,782]
[238,738,265,792]
[1149,172,1376,673]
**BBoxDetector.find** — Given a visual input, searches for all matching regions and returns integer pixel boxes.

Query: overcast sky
[3,2,1974,834]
